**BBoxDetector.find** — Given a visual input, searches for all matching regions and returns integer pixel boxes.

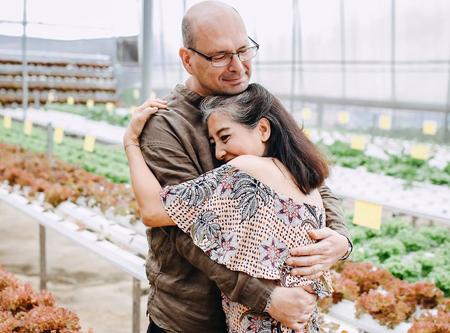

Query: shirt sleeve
[319,184,353,249]
[140,115,275,312]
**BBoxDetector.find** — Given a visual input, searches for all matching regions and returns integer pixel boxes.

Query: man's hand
[286,228,349,280]
[267,286,316,331]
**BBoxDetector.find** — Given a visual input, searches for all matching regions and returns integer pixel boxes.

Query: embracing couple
[123,2,352,332]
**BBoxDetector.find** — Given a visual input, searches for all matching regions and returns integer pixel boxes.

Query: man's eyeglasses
[188,37,259,68]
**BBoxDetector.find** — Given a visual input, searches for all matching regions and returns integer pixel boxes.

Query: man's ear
[259,118,271,143]
[179,47,194,75]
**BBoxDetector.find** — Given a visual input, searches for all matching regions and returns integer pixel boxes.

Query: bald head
[179,1,252,96]
[182,1,244,48]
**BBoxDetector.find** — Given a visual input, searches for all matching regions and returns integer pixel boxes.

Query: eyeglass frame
[188,36,260,67]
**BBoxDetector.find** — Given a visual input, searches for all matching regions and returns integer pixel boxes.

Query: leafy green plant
[45,103,131,127]
[0,121,129,184]
[349,218,450,296]
[321,141,450,187]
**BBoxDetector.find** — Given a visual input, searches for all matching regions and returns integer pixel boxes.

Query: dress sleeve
[160,165,230,235]
[162,166,333,298]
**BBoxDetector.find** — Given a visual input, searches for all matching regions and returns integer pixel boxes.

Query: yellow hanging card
[350,136,366,151]
[3,115,12,129]
[301,107,312,120]
[86,99,95,109]
[379,115,392,130]
[54,127,64,144]
[410,144,429,160]
[422,121,437,136]
[338,112,349,124]
[353,200,382,230]
[303,128,311,139]
[106,102,114,113]
[47,92,55,103]
[83,135,96,152]
[24,119,33,136]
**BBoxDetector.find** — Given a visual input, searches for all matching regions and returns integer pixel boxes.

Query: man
[138,2,352,332]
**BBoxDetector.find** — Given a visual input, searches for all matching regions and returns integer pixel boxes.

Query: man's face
[186,16,252,96]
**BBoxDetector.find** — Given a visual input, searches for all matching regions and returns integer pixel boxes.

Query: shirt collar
[174,84,203,106]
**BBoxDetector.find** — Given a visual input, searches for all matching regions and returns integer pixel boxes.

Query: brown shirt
[139,84,351,333]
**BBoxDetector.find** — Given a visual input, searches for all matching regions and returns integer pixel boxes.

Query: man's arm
[287,184,353,279]
[319,185,352,243]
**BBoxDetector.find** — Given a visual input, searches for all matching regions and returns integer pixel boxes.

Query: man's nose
[227,53,244,72]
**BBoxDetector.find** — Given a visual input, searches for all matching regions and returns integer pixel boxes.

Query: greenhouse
[0,0,449,332]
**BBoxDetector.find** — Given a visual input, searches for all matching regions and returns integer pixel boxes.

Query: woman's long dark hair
[200,83,329,194]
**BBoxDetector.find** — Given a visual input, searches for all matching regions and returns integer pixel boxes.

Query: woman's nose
[215,148,226,161]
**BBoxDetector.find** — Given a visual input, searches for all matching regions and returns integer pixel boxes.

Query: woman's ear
[179,47,194,74]
[258,118,271,143]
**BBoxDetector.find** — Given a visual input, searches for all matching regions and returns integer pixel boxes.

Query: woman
[124,84,331,333]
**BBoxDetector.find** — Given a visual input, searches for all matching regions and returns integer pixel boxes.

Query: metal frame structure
[7,0,449,138]
[0,186,146,333]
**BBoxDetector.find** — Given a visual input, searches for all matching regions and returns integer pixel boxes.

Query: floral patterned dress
[160,164,332,333]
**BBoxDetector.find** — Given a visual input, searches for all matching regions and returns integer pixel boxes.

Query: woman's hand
[123,98,168,147]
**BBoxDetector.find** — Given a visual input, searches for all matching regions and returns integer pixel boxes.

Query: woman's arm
[123,99,175,227]
[125,144,174,227]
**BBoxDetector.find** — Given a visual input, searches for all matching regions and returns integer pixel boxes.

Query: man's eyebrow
[208,43,250,55]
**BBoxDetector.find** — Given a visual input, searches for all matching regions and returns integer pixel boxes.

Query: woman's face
[207,111,267,163]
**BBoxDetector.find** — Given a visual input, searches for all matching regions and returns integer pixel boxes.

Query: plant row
[0,266,92,333]
[320,140,450,186]
[0,121,129,184]
[0,143,138,220]
[45,103,130,127]
[320,261,449,331]
[3,120,450,190]
[348,217,450,296]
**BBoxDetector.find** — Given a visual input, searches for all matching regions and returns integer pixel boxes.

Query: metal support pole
[21,0,28,120]
[411,216,417,228]
[445,104,449,143]
[39,225,47,290]
[444,48,450,142]
[297,2,304,95]
[178,0,187,83]
[141,0,154,104]
[47,123,53,159]
[340,0,347,99]
[370,111,377,143]
[253,30,261,84]
[317,104,324,133]
[390,0,397,130]
[390,0,396,101]
[290,0,298,113]
[132,278,141,333]
[159,2,167,87]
